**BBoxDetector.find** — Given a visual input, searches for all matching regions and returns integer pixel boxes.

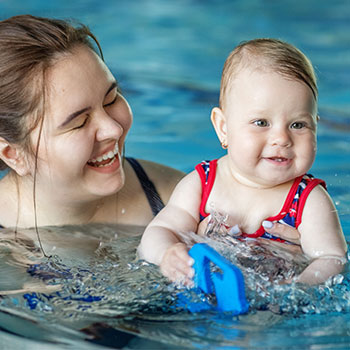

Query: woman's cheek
[117,114,132,139]
[123,104,133,133]
[117,96,133,133]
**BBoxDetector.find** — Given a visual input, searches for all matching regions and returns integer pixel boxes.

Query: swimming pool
[0,0,349,349]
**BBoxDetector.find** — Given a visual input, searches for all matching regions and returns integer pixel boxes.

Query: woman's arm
[262,221,302,245]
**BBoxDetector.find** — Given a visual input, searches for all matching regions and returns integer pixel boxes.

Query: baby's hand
[160,242,195,286]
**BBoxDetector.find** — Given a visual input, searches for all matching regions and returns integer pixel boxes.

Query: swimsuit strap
[194,162,326,245]
[125,157,165,216]
[242,174,326,242]
[272,174,326,229]
[295,175,326,227]
[195,159,218,221]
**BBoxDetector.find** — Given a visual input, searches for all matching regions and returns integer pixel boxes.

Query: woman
[0,15,184,231]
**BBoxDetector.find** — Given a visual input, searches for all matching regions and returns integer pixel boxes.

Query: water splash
[0,223,349,349]
[178,212,350,315]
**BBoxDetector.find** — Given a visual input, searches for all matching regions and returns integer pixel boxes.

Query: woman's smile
[88,142,119,167]
[87,142,120,172]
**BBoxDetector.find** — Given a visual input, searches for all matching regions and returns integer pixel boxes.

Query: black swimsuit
[0,157,164,228]
[125,157,164,216]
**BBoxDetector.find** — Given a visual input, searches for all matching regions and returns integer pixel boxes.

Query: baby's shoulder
[297,181,338,229]
[302,181,332,208]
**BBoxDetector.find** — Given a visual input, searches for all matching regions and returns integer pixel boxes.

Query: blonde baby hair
[219,38,317,110]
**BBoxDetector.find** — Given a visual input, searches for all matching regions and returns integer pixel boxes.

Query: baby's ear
[210,107,227,143]
[0,138,31,176]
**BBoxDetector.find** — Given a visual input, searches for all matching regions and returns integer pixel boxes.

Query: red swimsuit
[195,159,326,243]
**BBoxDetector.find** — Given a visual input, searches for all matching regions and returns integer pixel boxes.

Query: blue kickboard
[188,243,249,314]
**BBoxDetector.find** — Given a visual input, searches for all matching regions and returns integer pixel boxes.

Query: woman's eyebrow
[59,82,117,128]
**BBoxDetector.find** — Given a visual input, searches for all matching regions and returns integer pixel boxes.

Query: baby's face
[222,67,317,188]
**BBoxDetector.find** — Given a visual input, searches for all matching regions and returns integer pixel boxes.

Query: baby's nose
[270,128,292,147]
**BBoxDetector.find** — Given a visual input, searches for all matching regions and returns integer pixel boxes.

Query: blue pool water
[0,0,349,349]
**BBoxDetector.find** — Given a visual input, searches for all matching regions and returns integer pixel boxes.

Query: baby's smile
[263,156,292,166]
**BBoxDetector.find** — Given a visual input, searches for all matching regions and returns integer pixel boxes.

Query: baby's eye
[290,121,306,129]
[253,119,269,127]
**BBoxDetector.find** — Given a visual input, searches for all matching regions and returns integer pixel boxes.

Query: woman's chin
[84,165,125,198]
[89,182,123,198]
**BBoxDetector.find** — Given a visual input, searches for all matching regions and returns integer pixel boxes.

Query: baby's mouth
[269,157,288,162]
[265,156,292,165]
[87,143,119,168]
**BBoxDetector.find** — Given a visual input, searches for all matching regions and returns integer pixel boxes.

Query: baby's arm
[297,185,347,284]
[138,171,202,283]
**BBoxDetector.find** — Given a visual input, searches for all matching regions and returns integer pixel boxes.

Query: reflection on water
[0,223,349,349]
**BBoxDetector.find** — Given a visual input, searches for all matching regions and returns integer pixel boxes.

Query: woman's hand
[262,220,301,245]
[160,242,194,286]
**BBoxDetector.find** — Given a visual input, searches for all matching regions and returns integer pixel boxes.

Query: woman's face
[29,46,133,202]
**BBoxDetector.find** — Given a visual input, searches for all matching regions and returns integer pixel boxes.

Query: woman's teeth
[88,144,119,167]
[97,150,115,162]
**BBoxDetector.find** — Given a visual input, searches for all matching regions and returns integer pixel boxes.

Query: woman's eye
[104,95,117,108]
[253,119,269,127]
[72,117,88,130]
[291,121,306,129]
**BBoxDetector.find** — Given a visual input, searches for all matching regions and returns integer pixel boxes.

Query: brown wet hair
[0,15,104,255]
[0,14,103,171]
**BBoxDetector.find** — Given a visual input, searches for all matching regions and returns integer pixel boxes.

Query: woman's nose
[95,111,124,141]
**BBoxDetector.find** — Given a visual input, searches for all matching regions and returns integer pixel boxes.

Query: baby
[138,38,347,285]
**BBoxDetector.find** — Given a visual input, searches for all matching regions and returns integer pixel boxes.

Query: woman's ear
[211,107,228,148]
[0,138,30,176]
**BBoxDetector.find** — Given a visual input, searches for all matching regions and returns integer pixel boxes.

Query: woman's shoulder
[134,159,185,202]
[136,159,184,177]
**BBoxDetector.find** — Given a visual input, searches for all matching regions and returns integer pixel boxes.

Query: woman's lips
[86,142,121,173]
[87,152,121,173]
[87,143,119,167]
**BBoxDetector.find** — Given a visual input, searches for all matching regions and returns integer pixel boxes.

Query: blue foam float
[184,243,249,314]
